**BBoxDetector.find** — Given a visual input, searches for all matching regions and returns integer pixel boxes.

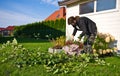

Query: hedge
[13,18,66,39]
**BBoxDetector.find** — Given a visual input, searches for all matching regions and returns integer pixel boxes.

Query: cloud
[41,0,63,6]
[0,10,40,27]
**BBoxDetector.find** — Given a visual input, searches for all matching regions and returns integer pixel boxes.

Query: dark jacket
[72,17,97,38]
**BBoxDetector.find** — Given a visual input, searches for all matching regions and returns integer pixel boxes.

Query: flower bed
[49,33,118,57]
[63,40,83,55]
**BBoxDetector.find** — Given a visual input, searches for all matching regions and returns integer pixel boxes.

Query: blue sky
[0,0,62,27]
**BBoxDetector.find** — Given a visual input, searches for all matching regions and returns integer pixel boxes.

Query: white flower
[103,50,106,54]
[110,49,113,53]
[106,49,110,53]
[99,49,103,55]
[93,49,96,53]
[105,37,110,43]
[6,41,10,45]
[110,36,115,42]
[12,38,18,45]
[113,47,118,52]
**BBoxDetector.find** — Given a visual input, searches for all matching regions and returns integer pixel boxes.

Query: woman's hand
[71,35,74,40]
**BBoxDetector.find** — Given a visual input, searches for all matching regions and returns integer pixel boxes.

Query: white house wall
[66,4,79,40]
[84,10,120,49]
[66,0,120,49]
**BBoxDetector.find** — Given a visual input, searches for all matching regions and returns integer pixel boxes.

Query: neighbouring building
[45,7,66,21]
[0,28,5,36]
[0,26,14,37]
[58,0,120,49]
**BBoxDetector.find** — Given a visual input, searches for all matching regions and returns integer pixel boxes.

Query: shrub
[0,33,2,37]
[92,33,117,56]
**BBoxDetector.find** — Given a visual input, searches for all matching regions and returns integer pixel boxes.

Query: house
[58,0,120,50]
[45,7,66,21]
[0,28,5,36]
[0,26,14,37]
[5,26,14,36]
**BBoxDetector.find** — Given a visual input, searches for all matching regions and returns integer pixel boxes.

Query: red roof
[5,26,14,31]
[0,28,5,31]
[45,7,66,21]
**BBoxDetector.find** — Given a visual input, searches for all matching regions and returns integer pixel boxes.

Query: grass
[0,37,120,76]
[0,37,52,52]
[85,57,120,76]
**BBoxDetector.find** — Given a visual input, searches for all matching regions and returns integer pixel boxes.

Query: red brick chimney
[59,7,66,18]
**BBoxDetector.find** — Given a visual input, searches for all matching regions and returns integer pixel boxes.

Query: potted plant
[48,36,65,53]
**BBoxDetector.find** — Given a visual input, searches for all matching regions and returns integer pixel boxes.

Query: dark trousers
[83,34,96,53]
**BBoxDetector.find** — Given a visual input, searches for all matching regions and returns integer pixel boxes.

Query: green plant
[0,33,2,37]
[0,39,112,75]
[93,33,115,50]
[51,36,66,49]
[92,33,117,56]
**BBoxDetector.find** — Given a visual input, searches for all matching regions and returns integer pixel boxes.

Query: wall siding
[66,0,120,49]
[66,4,79,39]
[84,10,120,49]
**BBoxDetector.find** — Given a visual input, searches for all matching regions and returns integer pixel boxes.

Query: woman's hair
[68,16,75,25]
[68,16,80,25]
[75,16,80,21]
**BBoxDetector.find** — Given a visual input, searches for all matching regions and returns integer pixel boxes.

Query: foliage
[13,19,66,39]
[92,33,117,56]
[0,39,110,75]
[0,33,2,37]
[51,36,66,49]
[0,37,14,43]
[1,38,120,76]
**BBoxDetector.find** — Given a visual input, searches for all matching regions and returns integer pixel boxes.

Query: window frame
[79,1,94,14]
[96,0,117,12]
[79,0,118,15]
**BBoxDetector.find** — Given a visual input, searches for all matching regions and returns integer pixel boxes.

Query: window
[79,0,116,15]
[97,0,116,12]
[80,1,94,14]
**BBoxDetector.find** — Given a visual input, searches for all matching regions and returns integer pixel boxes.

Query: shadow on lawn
[0,37,50,43]
[17,38,50,43]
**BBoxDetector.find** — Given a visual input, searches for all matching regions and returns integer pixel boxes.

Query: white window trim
[94,0,97,12]
[80,0,119,16]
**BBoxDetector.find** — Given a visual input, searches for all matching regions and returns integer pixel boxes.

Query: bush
[0,33,2,37]
[0,37,14,43]
[92,33,117,56]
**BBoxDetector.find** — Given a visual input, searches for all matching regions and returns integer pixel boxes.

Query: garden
[0,33,120,76]
[0,19,120,76]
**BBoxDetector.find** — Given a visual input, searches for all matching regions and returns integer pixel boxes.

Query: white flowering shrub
[92,33,117,56]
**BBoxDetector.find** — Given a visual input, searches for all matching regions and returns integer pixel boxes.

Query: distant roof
[58,0,80,6]
[0,26,14,31]
[45,7,66,21]
[0,28,5,31]
[5,26,14,31]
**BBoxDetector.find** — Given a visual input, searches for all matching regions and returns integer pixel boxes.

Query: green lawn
[0,38,120,76]
[1,37,52,52]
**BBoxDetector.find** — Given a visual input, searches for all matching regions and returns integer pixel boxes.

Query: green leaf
[53,69,59,74]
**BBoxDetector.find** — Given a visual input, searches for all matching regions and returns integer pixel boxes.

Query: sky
[0,0,62,27]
